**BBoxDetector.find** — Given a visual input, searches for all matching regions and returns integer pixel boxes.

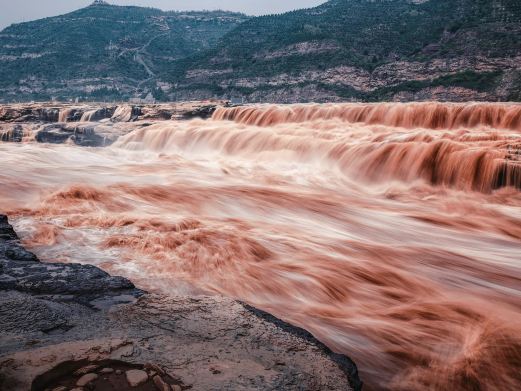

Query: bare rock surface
[76,372,98,386]
[0,101,228,147]
[0,215,39,263]
[0,102,224,124]
[0,214,362,390]
[125,369,148,387]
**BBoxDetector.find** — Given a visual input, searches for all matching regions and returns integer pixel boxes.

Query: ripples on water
[1,102,520,390]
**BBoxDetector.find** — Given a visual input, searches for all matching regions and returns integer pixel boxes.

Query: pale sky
[0,0,326,30]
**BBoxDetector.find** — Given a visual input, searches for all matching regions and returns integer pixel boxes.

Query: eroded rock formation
[0,102,226,147]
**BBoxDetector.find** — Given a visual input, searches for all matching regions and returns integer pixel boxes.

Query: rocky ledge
[0,215,362,391]
[0,101,230,147]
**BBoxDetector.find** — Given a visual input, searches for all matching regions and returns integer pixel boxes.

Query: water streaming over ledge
[212,102,521,130]
[1,102,521,390]
[212,103,521,192]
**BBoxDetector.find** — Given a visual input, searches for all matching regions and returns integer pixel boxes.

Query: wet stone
[153,375,170,391]
[145,363,165,376]
[126,369,148,387]
[74,364,99,376]
[76,372,98,387]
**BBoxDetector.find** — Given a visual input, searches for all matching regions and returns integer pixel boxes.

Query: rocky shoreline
[0,214,362,390]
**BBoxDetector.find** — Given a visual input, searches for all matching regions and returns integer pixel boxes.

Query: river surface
[1,102,520,390]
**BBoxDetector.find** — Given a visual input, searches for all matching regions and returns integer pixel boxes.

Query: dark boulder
[60,108,84,122]
[34,124,110,147]
[0,214,142,306]
[181,105,217,120]
[35,124,73,144]
[70,125,108,147]
[36,108,60,122]
[0,125,25,142]
[0,215,38,262]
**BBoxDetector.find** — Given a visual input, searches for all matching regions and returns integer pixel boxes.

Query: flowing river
[1,102,520,390]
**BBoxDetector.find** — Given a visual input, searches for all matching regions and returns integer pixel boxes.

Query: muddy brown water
[1,102,521,390]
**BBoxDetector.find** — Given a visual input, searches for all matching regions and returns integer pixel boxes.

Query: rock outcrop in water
[0,102,223,124]
[0,215,362,391]
[0,102,226,147]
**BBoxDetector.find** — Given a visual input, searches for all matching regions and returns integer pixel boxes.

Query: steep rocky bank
[0,215,362,390]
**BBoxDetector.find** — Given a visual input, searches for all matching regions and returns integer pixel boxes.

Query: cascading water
[80,109,99,122]
[116,109,521,192]
[58,108,73,123]
[1,102,520,390]
[213,102,521,131]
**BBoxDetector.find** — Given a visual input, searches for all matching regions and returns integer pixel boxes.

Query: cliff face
[0,0,520,103]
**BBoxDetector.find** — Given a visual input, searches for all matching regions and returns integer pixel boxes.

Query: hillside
[169,0,521,102]
[0,1,248,102]
[0,0,520,103]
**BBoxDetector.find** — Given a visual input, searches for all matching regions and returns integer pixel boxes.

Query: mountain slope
[0,0,520,103]
[169,0,521,102]
[0,1,248,102]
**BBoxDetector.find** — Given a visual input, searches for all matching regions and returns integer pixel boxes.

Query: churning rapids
[1,102,521,390]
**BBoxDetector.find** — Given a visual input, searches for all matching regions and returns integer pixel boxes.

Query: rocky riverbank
[0,215,362,390]
[0,102,227,147]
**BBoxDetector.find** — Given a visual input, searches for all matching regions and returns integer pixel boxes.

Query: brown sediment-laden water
[1,102,520,390]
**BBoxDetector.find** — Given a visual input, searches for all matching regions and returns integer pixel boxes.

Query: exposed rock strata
[0,215,362,391]
[0,102,223,124]
[0,102,226,147]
